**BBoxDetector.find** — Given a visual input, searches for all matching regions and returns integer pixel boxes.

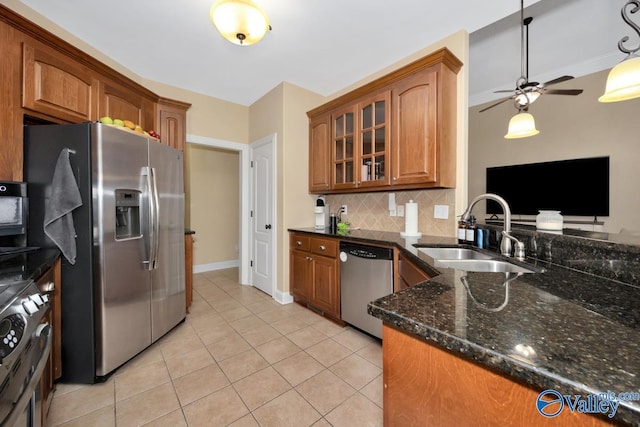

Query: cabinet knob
[296,241,302,246]
[319,245,326,251]
[306,256,312,261]
[393,177,397,181]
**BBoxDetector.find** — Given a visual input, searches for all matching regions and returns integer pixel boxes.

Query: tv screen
[485,157,610,216]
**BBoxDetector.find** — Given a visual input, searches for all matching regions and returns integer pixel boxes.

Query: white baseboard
[273,289,293,305]
[193,259,240,274]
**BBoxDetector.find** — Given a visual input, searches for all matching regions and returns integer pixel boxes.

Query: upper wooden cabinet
[156,97,191,152]
[329,91,392,190]
[22,42,98,123]
[98,80,155,130]
[308,113,332,193]
[307,48,462,194]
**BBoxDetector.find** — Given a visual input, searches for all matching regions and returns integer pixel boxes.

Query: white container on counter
[536,210,563,231]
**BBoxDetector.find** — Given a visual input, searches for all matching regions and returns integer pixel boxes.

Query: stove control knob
[29,294,45,306]
[22,298,40,315]
[41,294,49,303]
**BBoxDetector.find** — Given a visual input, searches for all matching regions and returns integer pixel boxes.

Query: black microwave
[0,181,28,239]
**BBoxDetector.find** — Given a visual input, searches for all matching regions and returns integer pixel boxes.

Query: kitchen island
[290,226,640,426]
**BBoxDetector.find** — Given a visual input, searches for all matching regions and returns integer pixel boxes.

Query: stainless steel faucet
[460,193,526,261]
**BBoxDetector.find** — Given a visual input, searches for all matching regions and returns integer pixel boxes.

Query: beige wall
[469,69,640,234]
[188,145,240,265]
[325,30,470,239]
[249,82,327,293]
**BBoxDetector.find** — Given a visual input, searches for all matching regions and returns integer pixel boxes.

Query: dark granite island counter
[368,242,640,426]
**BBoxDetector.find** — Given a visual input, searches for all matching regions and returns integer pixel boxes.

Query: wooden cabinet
[396,251,430,291]
[307,48,462,194]
[22,42,98,123]
[98,79,155,130]
[37,257,61,425]
[391,58,458,188]
[157,97,191,152]
[330,92,391,190]
[308,113,332,193]
[383,324,611,427]
[289,233,340,319]
[330,104,357,190]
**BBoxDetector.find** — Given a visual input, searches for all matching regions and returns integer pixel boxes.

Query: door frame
[249,134,277,297]
[186,134,251,285]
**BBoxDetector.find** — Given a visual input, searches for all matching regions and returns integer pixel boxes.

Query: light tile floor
[47,268,383,426]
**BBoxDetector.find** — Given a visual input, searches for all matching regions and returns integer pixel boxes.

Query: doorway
[186,133,277,299]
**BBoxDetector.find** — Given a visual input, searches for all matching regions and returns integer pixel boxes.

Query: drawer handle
[42,281,55,293]
[306,256,312,261]
[319,245,326,251]
[296,241,302,246]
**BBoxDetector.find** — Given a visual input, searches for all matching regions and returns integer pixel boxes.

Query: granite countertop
[289,227,640,425]
[0,248,60,284]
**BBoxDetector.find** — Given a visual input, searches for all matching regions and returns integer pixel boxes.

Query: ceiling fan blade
[542,75,574,87]
[479,96,513,113]
[494,90,516,93]
[544,89,584,95]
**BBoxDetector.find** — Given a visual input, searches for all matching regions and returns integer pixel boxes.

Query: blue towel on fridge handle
[44,148,82,264]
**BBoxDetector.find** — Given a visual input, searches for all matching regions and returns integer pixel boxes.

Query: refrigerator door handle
[150,167,161,270]
[142,166,155,270]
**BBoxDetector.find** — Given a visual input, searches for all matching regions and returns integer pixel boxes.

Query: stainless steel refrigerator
[24,122,185,383]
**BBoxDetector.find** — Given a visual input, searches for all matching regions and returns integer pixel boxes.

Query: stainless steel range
[0,279,51,427]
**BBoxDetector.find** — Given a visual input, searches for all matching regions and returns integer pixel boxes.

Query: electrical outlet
[341,204,348,215]
[434,205,449,219]
[397,205,405,217]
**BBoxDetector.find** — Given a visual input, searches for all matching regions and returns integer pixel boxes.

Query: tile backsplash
[326,189,456,237]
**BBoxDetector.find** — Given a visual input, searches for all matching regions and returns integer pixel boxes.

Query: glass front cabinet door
[331,90,390,190]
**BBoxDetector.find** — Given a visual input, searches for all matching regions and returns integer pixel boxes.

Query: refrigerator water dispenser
[115,190,141,239]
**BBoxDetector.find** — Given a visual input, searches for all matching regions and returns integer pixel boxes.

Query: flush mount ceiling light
[210,0,271,46]
[599,0,640,103]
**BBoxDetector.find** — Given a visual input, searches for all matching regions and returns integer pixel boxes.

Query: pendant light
[210,0,271,46]
[505,0,540,139]
[505,110,540,139]
[599,0,640,103]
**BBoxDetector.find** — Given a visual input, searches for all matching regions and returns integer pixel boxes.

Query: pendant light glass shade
[515,91,540,106]
[599,55,640,102]
[504,111,540,139]
[210,0,270,46]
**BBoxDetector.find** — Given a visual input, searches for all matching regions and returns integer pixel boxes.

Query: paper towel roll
[401,200,422,237]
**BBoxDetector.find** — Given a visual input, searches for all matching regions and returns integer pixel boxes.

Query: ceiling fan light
[210,0,270,46]
[505,111,540,139]
[515,91,540,106]
[599,55,640,102]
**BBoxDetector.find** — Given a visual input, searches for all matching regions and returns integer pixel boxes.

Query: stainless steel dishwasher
[339,242,393,339]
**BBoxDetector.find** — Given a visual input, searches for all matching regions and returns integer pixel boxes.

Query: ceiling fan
[479,2,584,113]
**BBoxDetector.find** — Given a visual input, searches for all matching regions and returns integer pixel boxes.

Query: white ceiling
[13,0,630,107]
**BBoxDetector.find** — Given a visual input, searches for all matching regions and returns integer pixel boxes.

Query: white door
[251,137,275,295]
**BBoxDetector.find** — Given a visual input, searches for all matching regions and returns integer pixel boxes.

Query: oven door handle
[2,323,52,427]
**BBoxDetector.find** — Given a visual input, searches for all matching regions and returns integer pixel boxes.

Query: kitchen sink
[433,258,538,274]
[418,247,493,260]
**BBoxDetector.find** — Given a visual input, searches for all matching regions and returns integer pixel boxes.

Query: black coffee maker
[0,181,28,249]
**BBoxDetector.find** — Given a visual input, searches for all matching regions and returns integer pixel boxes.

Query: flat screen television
[485,156,610,216]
